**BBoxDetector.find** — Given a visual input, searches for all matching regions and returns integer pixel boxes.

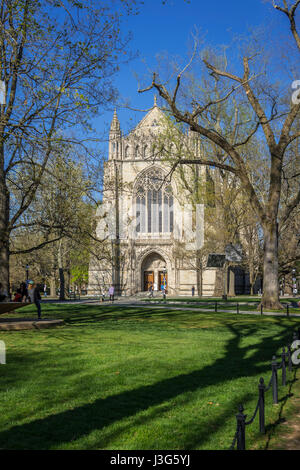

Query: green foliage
[70,264,88,284]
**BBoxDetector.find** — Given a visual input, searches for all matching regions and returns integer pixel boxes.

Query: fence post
[288,343,293,372]
[260,304,263,316]
[286,303,289,317]
[215,302,217,313]
[272,356,278,404]
[237,303,239,314]
[236,404,246,450]
[258,377,265,434]
[281,348,286,386]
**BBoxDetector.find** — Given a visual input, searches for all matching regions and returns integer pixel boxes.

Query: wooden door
[144,271,154,291]
[158,271,168,291]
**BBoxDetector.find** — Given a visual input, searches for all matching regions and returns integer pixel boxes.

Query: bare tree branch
[273,0,300,51]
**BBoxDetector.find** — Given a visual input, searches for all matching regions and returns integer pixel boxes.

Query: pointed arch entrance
[141,252,168,292]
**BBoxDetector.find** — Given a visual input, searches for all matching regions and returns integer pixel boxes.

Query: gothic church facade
[88,101,224,296]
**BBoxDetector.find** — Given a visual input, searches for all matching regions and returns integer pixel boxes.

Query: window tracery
[135,168,173,234]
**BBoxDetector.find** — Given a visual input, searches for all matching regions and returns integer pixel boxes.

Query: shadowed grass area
[0,302,299,450]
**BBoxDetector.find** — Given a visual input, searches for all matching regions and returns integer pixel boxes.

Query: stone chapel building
[88,100,233,296]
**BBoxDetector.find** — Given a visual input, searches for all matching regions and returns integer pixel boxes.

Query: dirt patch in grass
[271,405,300,449]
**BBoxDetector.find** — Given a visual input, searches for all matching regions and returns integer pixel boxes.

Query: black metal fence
[230,330,299,450]
[146,299,297,316]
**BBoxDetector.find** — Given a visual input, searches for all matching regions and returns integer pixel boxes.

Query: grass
[0,302,299,450]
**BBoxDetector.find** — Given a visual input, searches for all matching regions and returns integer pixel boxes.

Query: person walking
[34,284,42,319]
[191,286,195,297]
[0,283,8,302]
[20,282,28,302]
[161,284,166,300]
[43,284,47,297]
[148,283,154,298]
[27,281,34,302]
[109,285,115,303]
[28,281,42,319]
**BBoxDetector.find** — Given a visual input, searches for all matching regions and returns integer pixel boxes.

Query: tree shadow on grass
[0,315,298,449]
[82,391,255,450]
[59,305,300,330]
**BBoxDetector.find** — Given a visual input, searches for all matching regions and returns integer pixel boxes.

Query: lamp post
[25,264,29,283]
[223,261,228,300]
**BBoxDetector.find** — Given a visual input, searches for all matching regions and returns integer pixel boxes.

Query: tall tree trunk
[59,267,65,300]
[58,240,65,301]
[228,266,235,296]
[0,150,10,294]
[49,275,56,298]
[249,277,253,295]
[223,262,228,298]
[196,250,202,296]
[261,221,282,309]
[249,260,254,295]
[66,257,71,294]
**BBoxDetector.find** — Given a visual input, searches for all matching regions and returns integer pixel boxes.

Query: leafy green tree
[139,2,300,309]
[0,0,138,292]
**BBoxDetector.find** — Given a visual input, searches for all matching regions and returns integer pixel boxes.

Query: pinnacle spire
[110,108,120,132]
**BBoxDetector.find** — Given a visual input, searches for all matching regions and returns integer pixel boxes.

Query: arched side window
[125,145,130,159]
[143,145,148,159]
[134,145,139,160]
[135,168,173,234]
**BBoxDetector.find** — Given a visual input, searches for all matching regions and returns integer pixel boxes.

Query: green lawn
[0,302,299,450]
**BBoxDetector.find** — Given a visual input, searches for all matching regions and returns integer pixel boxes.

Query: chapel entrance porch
[141,252,168,292]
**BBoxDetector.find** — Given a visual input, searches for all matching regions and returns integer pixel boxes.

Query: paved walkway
[74,299,300,318]
[0,318,64,330]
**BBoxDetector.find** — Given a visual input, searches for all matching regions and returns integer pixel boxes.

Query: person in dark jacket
[28,282,42,319]
[20,282,28,302]
[34,283,42,319]
[0,283,8,302]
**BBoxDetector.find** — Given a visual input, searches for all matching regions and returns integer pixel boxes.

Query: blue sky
[93,0,290,147]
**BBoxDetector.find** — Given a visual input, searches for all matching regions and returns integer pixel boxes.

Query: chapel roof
[128,96,165,137]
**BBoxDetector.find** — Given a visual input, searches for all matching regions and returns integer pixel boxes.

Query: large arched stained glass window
[135,168,173,234]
